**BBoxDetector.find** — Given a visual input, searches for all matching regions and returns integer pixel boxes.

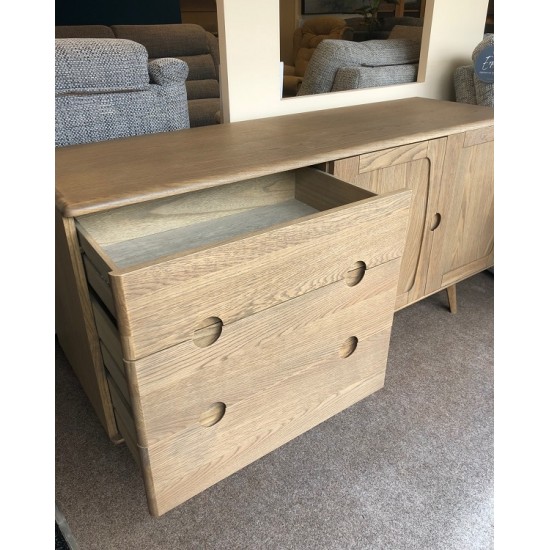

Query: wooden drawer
[127,258,401,447]
[75,166,411,516]
[76,168,411,361]
[125,259,401,515]
[143,324,392,516]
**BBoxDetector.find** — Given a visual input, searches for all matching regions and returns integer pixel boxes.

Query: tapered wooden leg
[446,284,457,314]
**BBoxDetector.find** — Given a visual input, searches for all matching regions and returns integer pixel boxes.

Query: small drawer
[76,168,411,360]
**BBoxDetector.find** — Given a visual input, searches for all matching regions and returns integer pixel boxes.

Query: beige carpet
[55,271,494,550]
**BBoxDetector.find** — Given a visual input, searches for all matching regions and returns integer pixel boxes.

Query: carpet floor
[55,271,494,550]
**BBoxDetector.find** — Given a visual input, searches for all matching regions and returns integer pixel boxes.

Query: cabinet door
[330,138,446,310]
[425,127,494,294]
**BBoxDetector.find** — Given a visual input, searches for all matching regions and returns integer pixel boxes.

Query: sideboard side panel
[55,209,120,442]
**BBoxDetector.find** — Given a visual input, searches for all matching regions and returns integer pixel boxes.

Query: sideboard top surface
[55,97,493,217]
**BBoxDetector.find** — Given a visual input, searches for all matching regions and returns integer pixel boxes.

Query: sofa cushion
[112,24,212,58]
[112,24,220,86]
[55,25,116,38]
[185,79,220,101]
[162,53,218,82]
[187,98,221,127]
[55,23,221,127]
[55,39,150,94]
[333,64,418,92]
[297,38,420,95]
[357,39,421,67]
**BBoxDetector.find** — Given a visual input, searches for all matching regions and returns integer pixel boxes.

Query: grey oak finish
[55,97,493,515]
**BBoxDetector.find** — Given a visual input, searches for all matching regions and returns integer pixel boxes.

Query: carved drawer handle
[345,261,367,287]
[199,402,226,427]
[340,336,358,358]
[430,213,442,231]
[193,317,223,347]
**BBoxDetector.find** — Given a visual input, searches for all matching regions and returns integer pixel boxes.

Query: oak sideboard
[55,97,494,516]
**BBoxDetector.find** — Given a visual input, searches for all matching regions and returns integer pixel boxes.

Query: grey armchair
[55,24,221,127]
[55,38,190,147]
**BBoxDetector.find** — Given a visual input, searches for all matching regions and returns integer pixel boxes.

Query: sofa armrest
[148,58,189,86]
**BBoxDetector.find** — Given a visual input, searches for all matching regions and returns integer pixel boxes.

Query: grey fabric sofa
[55,24,221,127]
[297,26,421,96]
[55,38,190,147]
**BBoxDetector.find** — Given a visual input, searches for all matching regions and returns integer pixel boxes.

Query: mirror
[279,0,428,98]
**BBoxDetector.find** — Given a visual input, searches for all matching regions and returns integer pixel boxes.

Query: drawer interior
[76,168,374,270]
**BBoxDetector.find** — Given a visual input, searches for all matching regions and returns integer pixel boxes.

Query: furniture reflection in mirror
[282,0,426,97]
[283,16,353,97]
[296,25,422,96]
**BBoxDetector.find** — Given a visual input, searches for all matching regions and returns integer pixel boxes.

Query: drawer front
[126,259,401,447]
[111,189,411,360]
[142,324,392,516]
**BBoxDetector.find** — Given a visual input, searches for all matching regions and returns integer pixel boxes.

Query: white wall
[217,0,489,123]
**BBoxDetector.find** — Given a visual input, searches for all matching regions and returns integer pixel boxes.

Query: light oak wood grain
[90,294,122,367]
[110,190,411,360]
[107,373,137,449]
[102,200,319,268]
[76,172,298,246]
[113,410,141,466]
[76,168,373,270]
[446,284,458,314]
[55,99,493,517]
[142,329,391,516]
[126,259,401,446]
[82,255,116,317]
[425,130,494,294]
[100,341,129,405]
[55,210,120,441]
[331,138,447,310]
[55,98,494,218]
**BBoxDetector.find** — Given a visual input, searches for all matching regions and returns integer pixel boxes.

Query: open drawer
[74,166,411,516]
[76,167,411,361]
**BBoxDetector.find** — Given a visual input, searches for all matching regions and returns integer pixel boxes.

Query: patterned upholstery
[55,38,190,147]
[283,16,353,97]
[55,24,221,127]
[297,38,421,96]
